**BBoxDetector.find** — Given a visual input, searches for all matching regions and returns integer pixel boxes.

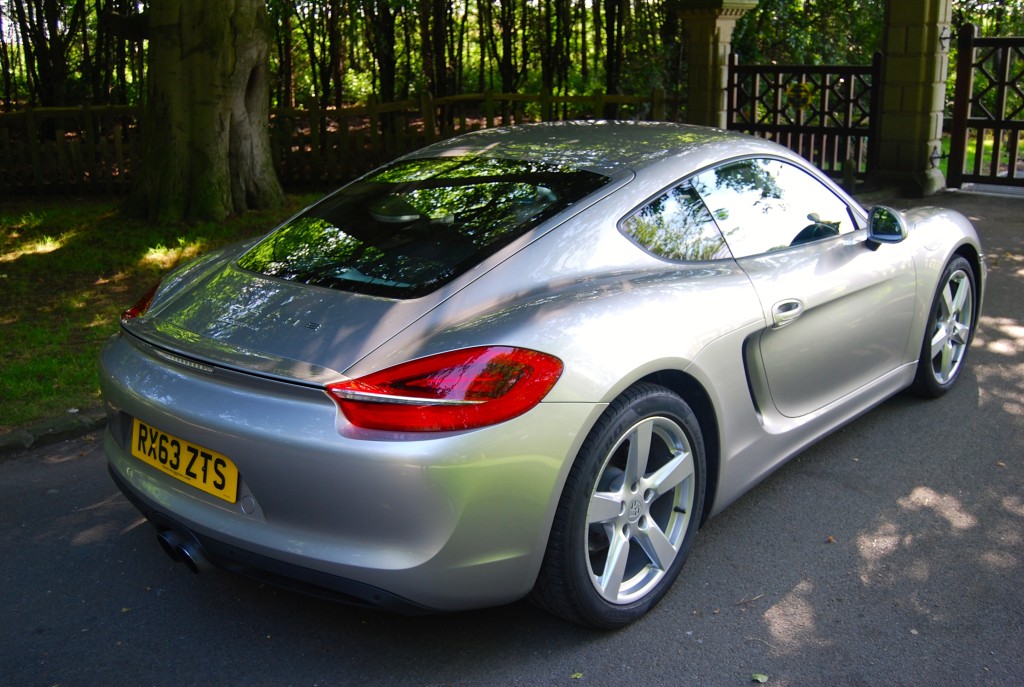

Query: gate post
[876,0,953,195]
[678,0,758,129]
[946,24,976,189]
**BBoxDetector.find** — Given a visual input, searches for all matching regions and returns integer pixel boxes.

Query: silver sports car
[101,122,984,628]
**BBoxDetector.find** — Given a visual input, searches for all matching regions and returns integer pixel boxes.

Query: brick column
[679,0,758,129]
[877,0,953,195]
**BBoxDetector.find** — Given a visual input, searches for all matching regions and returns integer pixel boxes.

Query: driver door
[692,158,916,418]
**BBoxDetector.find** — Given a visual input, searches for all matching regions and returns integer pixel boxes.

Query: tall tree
[0,7,13,109]
[418,0,451,97]
[362,0,398,102]
[602,0,627,115]
[126,0,285,222]
[487,0,526,94]
[268,0,296,108]
[10,0,87,106]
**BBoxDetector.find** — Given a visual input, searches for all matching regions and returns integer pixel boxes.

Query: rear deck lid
[123,155,611,383]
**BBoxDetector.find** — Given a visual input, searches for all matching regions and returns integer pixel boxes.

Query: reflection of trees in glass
[696,160,784,203]
[691,160,788,256]
[693,158,854,258]
[237,156,608,298]
[623,183,729,262]
[241,217,384,280]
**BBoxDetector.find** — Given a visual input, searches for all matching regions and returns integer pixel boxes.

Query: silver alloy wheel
[585,415,696,604]
[928,267,974,385]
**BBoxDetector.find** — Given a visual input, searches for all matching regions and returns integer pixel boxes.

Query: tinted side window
[621,181,732,262]
[692,159,857,259]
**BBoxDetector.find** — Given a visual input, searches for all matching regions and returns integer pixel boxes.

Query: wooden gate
[947,26,1024,188]
[727,54,882,181]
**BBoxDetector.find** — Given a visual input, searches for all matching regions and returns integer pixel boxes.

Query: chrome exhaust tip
[156,529,211,574]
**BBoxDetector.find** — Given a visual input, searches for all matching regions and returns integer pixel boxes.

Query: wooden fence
[0,105,138,195]
[727,54,882,181]
[947,26,1024,189]
[0,90,678,196]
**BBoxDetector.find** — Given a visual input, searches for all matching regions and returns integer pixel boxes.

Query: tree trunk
[126,0,285,223]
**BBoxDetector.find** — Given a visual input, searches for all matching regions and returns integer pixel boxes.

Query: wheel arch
[637,369,720,526]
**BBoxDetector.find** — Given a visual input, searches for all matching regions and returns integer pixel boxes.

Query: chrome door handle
[771,299,804,328]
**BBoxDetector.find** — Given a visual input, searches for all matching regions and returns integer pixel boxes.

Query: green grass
[0,194,318,433]
[941,130,1013,180]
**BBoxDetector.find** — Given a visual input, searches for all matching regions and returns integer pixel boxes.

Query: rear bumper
[108,463,432,613]
[100,332,601,610]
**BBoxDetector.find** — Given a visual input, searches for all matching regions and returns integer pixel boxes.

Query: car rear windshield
[237,157,610,299]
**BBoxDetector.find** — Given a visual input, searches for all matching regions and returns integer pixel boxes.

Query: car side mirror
[866,206,908,248]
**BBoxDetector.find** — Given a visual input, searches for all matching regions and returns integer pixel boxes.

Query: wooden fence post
[309,100,322,183]
[421,92,436,143]
[652,87,666,121]
[592,91,605,120]
[81,105,98,190]
[24,107,43,192]
[484,92,495,129]
[112,122,126,193]
[541,90,552,121]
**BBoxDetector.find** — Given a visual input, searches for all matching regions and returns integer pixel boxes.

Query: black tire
[910,255,976,398]
[531,383,706,629]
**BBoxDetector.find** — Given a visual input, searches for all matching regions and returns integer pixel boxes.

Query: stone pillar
[877,0,953,195]
[679,0,758,129]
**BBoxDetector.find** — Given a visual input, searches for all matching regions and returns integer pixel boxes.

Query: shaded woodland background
[2,0,1021,114]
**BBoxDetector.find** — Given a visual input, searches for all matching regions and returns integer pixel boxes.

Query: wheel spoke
[952,319,971,345]
[937,339,955,381]
[930,326,950,362]
[596,528,630,599]
[949,274,969,313]
[939,281,956,319]
[624,420,653,485]
[636,522,678,570]
[646,448,693,496]
[587,492,622,525]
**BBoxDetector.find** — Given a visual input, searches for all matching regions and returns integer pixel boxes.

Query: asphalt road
[1,190,1022,687]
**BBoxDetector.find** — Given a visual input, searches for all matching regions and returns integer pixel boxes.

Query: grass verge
[0,194,318,433]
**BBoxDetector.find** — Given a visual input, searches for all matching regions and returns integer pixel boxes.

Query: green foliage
[953,0,1024,36]
[0,194,317,432]
[732,0,884,65]
[2,0,1020,115]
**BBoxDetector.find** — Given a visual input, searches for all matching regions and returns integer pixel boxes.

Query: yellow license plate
[131,418,239,503]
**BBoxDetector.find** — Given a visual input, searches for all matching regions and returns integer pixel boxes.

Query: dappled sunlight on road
[986,245,1024,278]
[1003,495,1024,518]
[897,486,976,530]
[851,478,1023,588]
[763,579,823,654]
[972,315,1024,417]
[974,315,1024,358]
[856,522,903,563]
[64,491,147,546]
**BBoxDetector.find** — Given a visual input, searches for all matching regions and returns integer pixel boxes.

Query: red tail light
[327,346,563,432]
[121,281,162,322]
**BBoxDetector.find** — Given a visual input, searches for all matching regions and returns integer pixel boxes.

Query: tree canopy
[2,0,1021,113]
[0,0,1019,112]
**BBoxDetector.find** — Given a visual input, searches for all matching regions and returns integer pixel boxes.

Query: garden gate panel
[947,26,1024,189]
[727,54,881,182]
